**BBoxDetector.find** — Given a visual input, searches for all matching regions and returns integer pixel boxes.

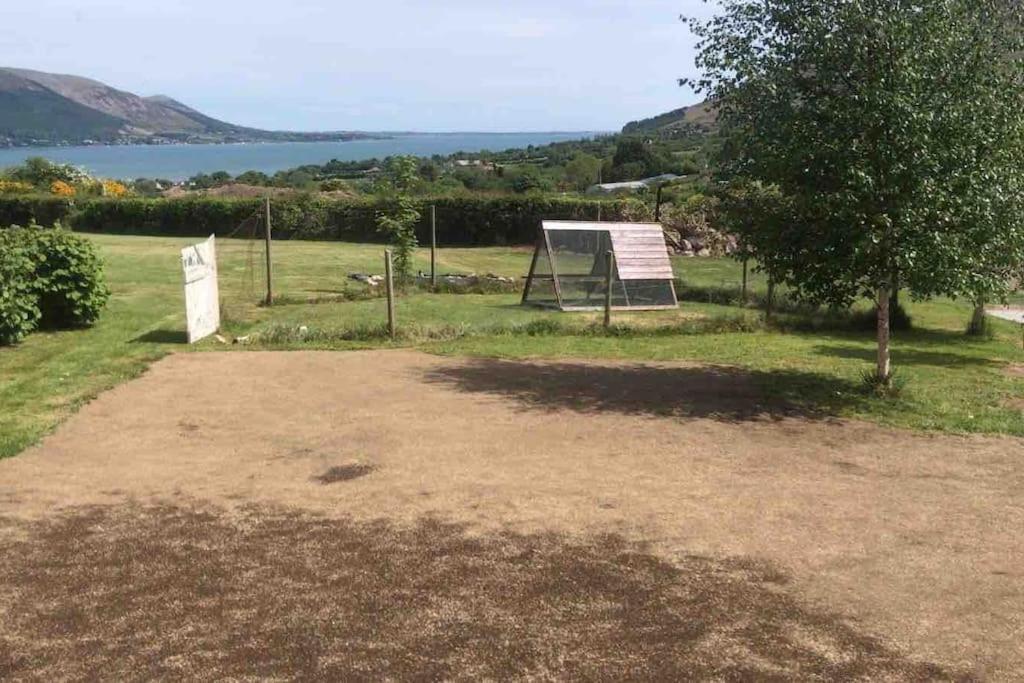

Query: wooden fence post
[430,204,437,288]
[385,249,396,339]
[604,250,614,329]
[264,197,273,306]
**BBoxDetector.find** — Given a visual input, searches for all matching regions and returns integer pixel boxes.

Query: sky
[0,1,716,133]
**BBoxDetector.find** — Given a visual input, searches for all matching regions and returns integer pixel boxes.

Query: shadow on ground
[131,329,188,344]
[424,359,866,422]
[0,504,957,681]
[814,344,999,368]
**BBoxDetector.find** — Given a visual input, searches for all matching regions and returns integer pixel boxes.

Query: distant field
[0,233,1022,459]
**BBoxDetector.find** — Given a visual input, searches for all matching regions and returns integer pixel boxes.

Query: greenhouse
[521,221,678,311]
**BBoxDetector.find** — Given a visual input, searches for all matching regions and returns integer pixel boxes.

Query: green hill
[622,101,717,135]
[0,67,380,147]
[0,70,124,143]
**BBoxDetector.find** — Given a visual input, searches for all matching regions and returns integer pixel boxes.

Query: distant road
[0,131,602,180]
[987,307,1024,324]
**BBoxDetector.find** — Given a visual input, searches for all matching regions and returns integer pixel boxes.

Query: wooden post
[741,258,749,304]
[263,197,273,306]
[385,249,396,339]
[521,238,542,305]
[604,250,614,329]
[430,204,437,288]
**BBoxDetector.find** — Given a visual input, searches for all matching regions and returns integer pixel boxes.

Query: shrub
[0,180,34,195]
[0,224,110,340]
[861,369,908,399]
[28,225,111,328]
[101,180,128,198]
[50,180,76,197]
[0,230,41,345]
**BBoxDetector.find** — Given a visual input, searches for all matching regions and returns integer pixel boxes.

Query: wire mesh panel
[546,228,628,309]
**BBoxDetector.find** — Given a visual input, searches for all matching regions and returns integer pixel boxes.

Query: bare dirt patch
[0,350,1021,678]
[0,504,954,681]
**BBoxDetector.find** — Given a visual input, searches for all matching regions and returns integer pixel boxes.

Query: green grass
[1,233,1022,459]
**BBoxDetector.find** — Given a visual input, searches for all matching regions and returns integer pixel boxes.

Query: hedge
[0,196,74,228]
[0,195,644,246]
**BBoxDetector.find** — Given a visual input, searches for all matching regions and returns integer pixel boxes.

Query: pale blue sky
[1,1,714,132]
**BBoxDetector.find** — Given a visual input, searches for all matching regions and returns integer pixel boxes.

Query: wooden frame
[521,221,679,312]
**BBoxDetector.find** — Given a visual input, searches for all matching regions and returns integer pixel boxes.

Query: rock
[233,335,251,345]
[349,273,383,286]
[678,238,693,253]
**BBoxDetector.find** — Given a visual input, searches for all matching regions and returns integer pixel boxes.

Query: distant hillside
[0,67,381,147]
[622,101,717,135]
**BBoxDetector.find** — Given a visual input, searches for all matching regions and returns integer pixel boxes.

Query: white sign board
[181,235,220,343]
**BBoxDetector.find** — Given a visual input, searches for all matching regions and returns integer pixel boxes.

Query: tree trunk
[876,286,892,383]
[970,299,987,336]
[766,276,776,320]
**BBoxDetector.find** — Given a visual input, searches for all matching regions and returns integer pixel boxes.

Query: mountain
[0,67,379,147]
[621,101,717,135]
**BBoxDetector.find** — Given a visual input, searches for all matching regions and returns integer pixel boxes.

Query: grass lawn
[1,232,1022,458]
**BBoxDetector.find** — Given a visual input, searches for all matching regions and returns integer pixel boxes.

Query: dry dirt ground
[0,350,1021,680]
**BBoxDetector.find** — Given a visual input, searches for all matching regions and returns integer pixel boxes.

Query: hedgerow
[0,195,642,246]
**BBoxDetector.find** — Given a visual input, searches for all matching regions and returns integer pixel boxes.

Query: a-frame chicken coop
[521,221,678,311]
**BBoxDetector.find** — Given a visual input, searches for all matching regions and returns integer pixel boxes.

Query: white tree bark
[876,286,891,382]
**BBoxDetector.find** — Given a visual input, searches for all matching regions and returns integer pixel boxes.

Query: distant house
[453,159,496,172]
[586,173,680,195]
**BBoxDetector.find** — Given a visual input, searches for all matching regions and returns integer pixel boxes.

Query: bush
[29,226,111,328]
[0,224,110,344]
[0,231,41,345]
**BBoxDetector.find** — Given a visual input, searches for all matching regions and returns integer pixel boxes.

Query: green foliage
[23,224,110,328]
[0,224,110,344]
[688,0,1024,378]
[861,369,908,399]
[510,167,546,194]
[319,179,351,192]
[235,171,271,186]
[604,139,675,182]
[0,195,75,227]
[376,196,420,280]
[37,194,638,246]
[379,156,421,193]
[3,157,90,188]
[0,229,41,345]
[129,178,171,197]
[375,156,424,279]
[564,153,602,191]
